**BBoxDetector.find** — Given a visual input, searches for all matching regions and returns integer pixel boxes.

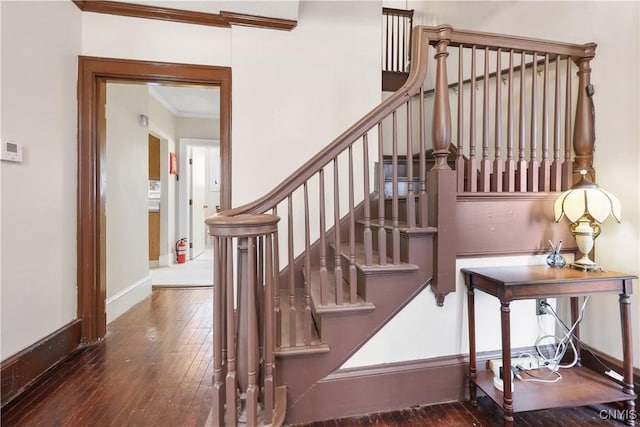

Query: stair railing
[424,27,597,192]
[206,25,597,425]
[382,7,414,74]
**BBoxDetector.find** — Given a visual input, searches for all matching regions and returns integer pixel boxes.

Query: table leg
[619,288,635,426]
[570,297,582,365]
[466,281,477,406]
[501,300,514,427]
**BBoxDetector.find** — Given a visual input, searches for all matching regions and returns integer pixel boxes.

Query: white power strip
[488,356,540,374]
[493,373,514,392]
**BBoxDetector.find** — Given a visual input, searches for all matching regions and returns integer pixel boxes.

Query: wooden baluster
[527,52,539,192]
[517,51,527,192]
[562,57,573,190]
[402,14,406,72]
[333,158,344,304]
[573,44,597,182]
[539,54,551,191]
[467,46,478,192]
[303,183,312,343]
[254,236,265,392]
[493,48,503,192]
[418,87,428,225]
[480,47,491,192]
[550,55,563,191]
[363,135,373,265]
[391,111,400,264]
[220,238,228,365]
[385,13,389,71]
[392,15,396,72]
[456,46,465,192]
[245,236,259,426]
[406,101,416,228]
[318,170,329,305]
[224,238,237,426]
[505,50,515,192]
[377,123,387,265]
[263,233,274,425]
[272,207,281,347]
[212,236,224,426]
[348,146,357,303]
[287,195,296,346]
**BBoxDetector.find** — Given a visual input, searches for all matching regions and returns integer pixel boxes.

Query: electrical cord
[514,366,562,383]
[535,297,589,370]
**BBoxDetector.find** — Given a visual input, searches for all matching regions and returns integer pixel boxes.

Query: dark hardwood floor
[1,288,626,426]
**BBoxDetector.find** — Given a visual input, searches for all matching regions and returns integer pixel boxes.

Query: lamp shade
[554,172,622,224]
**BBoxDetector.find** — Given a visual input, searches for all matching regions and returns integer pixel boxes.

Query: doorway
[77,56,231,343]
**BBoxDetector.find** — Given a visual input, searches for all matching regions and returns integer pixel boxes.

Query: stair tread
[357,218,437,235]
[304,268,375,314]
[276,288,327,353]
[329,241,419,272]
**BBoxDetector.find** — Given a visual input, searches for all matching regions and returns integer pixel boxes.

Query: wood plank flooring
[1,288,626,426]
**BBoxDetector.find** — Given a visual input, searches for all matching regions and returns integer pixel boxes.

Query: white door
[190,146,207,259]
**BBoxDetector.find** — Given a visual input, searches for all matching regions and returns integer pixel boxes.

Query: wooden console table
[461,265,636,426]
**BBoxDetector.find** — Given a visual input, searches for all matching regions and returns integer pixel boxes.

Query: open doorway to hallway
[77,56,231,343]
[103,81,220,323]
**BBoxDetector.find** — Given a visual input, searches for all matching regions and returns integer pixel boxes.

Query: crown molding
[220,10,297,31]
[72,1,297,31]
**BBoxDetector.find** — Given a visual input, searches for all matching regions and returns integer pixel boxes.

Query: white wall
[81,11,231,66]
[343,254,561,367]
[105,83,151,322]
[149,94,178,266]
[230,1,381,208]
[0,1,81,360]
[177,117,220,140]
[344,1,639,368]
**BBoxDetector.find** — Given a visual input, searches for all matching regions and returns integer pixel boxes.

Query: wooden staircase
[205,25,597,426]
[276,192,437,421]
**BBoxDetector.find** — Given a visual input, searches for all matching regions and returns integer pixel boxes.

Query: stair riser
[370,197,423,226]
[325,229,435,300]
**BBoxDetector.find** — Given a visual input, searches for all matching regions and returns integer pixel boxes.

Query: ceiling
[149,85,220,119]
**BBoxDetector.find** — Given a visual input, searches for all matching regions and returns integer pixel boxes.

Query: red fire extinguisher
[176,238,188,264]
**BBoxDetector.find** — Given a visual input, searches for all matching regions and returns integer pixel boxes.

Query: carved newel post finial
[432,25,453,170]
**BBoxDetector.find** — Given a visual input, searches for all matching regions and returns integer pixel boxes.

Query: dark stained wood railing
[430,28,597,191]
[206,25,598,425]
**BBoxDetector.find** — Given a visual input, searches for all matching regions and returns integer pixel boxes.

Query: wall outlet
[536,298,547,315]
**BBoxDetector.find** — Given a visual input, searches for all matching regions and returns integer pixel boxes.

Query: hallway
[150,246,214,287]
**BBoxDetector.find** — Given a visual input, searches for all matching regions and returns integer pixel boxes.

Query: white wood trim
[106,275,152,324]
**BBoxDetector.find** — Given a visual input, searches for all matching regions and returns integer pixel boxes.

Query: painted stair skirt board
[284,354,468,424]
[106,275,152,324]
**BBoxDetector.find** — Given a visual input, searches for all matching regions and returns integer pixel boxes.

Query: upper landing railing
[383,7,414,74]
[206,25,598,426]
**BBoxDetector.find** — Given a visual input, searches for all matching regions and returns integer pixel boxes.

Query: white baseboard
[106,275,152,324]
[158,254,171,267]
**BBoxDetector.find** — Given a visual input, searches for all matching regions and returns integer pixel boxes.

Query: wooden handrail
[421,26,596,60]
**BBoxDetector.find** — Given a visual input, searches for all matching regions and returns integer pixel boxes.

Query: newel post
[572,43,597,183]
[428,25,457,306]
[206,213,280,426]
